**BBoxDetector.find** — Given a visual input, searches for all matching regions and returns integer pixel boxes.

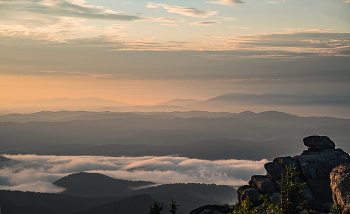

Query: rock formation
[330,163,350,212]
[237,135,350,213]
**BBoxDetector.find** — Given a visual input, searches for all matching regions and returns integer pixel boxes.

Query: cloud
[1,27,350,56]
[0,154,268,192]
[137,17,187,23]
[206,0,247,6]
[0,0,140,22]
[146,2,167,8]
[190,21,221,26]
[217,16,236,22]
[0,0,140,41]
[266,0,287,4]
[342,0,350,3]
[146,3,218,18]
[228,26,250,29]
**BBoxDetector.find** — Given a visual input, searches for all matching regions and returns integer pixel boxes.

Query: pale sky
[0,0,349,104]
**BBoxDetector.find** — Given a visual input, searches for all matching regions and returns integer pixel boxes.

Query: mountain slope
[53,172,154,198]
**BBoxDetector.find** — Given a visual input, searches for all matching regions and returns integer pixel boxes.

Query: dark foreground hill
[0,190,119,214]
[74,194,170,214]
[53,172,154,198]
[0,203,56,214]
[53,172,236,213]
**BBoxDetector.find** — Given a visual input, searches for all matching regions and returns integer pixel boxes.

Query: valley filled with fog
[0,109,349,213]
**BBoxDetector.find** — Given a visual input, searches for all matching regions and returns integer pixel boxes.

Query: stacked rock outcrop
[237,136,350,213]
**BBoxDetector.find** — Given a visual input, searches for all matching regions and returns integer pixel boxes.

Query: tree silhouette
[148,202,163,214]
[280,164,307,213]
[169,198,180,214]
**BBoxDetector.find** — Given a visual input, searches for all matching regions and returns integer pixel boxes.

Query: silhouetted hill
[134,183,236,205]
[53,172,236,213]
[53,172,154,198]
[0,155,11,162]
[157,99,202,106]
[74,194,169,214]
[204,93,350,106]
[0,190,119,214]
[0,203,56,214]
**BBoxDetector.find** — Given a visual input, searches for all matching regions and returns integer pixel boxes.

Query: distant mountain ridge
[1,110,349,158]
[157,99,202,106]
[1,93,350,117]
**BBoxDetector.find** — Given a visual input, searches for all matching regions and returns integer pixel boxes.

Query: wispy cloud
[137,17,187,23]
[190,21,221,26]
[146,3,218,18]
[0,0,140,21]
[266,0,287,4]
[0,154,268,192]
[217,16,236,22]
[206,0,247,6]
[228,26,250,29]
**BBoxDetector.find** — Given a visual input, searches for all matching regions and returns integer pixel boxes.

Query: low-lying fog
[0,155,268,193]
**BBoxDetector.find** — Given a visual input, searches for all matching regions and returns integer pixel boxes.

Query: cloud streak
[0,0,140,21]
[190,21,221,26]
[137,17,187,23]
[146,3,218,18]
[0,155,268,193]
[206,0,247,6]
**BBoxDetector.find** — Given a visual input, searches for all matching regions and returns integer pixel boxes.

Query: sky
[0,0,350,105]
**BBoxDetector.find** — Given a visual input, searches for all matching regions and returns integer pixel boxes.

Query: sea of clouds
[0,155,268,193]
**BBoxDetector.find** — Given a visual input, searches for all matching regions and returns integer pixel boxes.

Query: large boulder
[303,136,335,150]
[240,188,261,206]
[264,162,285,179]
[330,163,350,212]
[299,154,349,179]
[237,185,251,203]
[273,156,300,171]
[251,175,277,193]
[307,179,333,206]
[301,184,321,211]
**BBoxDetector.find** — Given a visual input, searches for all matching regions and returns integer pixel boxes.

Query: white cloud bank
[0,155,268,193]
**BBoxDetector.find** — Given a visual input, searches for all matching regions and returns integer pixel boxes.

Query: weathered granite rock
[269,192,281,203]
[323,202,334,213]
[237,185,251,203]
[330,163,350,212]
[274,156,301,171]
[234,136,349,213]
[301,184,321,211]
[307,179,333,206]
[303,136,335,150]
[251,175,276,193]
[241,188,261,206]
[264,162,285,179]
[272,179,283,193]
[299,154,349,179]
